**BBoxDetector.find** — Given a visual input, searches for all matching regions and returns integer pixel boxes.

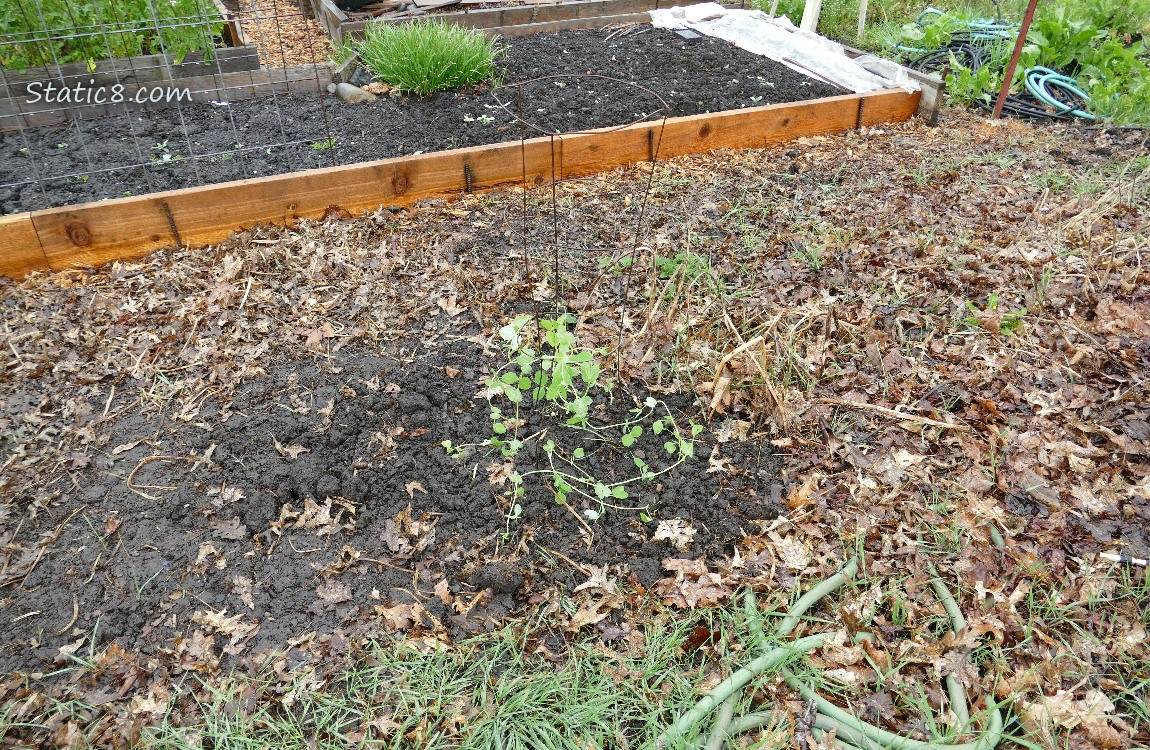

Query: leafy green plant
[596,255,636,275]
[355,18,501,96]
[327,38,356,66]
[881,0,1150,124]
[944,54,1004,106]
[894,10,966,51]
[654,251,708,279]
[963,294,1026,335]
[651,251,728,306]
[443,313,702,523]
[0,0,224,70]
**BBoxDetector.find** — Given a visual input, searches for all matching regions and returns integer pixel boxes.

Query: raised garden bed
[311,0,711,43]
[2,108,1147,747]
[1,29,883,213]
[0,27,919,277]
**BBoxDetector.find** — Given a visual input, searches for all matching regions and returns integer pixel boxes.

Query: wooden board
[7,88,919,277]
[311,0,350,44]
[340,0,699,36]
[0,47,261,99]
[481,11,654,35]
[0,213,50,277]
[857,86,920,127]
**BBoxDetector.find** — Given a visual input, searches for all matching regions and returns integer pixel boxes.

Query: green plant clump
[443,313,702,525]
[0,0,224,71]
[355,18,500,96]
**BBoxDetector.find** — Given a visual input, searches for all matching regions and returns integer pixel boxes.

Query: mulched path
[1,109,1147,748]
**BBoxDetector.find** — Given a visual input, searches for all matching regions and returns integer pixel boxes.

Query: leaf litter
[0,110,1147,747]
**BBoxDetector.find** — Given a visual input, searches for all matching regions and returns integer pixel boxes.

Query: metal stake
[992,0,1040,119]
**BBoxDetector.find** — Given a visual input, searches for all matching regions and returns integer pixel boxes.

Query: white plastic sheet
[649,3,919,94]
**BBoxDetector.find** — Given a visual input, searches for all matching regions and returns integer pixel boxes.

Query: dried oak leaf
[653,519,697,551]
[770,534,812,571]
[300,323,338,351]
[129,687,171,717]
[294,498,344,535]
[191,609,260,655]
[566,605,609,631]
[272,438,309,459]
[175,630,218,672]
[653,558,732,608]
[1018,689,1119,743]
[317,580,353,604]
[232,575,256,610]
[375,601,415,631]
[1092,297,1150,336]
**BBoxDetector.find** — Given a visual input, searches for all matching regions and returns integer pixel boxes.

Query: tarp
[649,3,919,94]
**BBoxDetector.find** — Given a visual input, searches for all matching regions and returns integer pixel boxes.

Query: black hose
[902,24,1085,123]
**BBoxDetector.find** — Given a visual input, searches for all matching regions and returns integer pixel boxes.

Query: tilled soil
[0,28,842,214]
[0,335,783,675]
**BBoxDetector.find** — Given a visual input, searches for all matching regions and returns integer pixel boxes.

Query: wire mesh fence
[1,0,338,214]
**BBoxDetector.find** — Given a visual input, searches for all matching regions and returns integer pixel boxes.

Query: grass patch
[131,617,726,750]
[355,19,501,96]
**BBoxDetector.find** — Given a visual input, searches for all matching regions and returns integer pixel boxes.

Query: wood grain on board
[342,0,669,35]
[858,86,921,126]
[0,213,50,277]
[482,12,654,35]
[9,89,919,278]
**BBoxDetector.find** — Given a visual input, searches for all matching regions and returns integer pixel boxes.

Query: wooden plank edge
[481,12,654,36]
[337,0,706,36]
[18,89,917,276]
[858,87,920,127]
[0,213,50,279]
[843,44,941,118]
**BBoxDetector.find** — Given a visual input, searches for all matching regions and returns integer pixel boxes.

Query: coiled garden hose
[915,7,1016,36]
[1024,67,1097,120]
[899,8,1096,121]
[654,556,1005,750]
[907,41,984,75]
[897,8,1018,56]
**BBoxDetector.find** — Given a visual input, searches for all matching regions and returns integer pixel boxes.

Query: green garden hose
[896,7,1017,55]
[1024,66,1097,120]
[656,633,830,744]
[900,9,1096,121]
[774,557,860,638]
[782,670,1003,750]
[654,556,1004,750]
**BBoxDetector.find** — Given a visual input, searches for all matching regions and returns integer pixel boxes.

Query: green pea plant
[442,313,703,530]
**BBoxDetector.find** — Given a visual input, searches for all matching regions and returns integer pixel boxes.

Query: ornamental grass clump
[355,19,500,96]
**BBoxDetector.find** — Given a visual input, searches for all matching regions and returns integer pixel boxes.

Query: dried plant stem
[815,399,969,431]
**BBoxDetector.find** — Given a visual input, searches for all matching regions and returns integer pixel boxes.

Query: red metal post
[992,0,1040,118]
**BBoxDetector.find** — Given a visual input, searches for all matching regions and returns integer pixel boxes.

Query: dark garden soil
[0,27,842,214]
[0,321,784,677]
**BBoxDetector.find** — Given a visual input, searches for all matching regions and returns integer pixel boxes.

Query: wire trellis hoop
[491,73,671,315]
